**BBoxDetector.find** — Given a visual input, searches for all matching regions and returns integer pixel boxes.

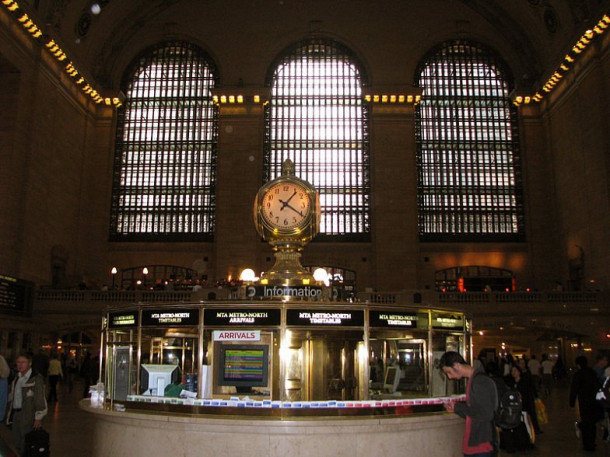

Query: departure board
[0,274,34,317]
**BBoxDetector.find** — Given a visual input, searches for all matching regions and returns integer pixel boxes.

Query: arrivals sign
[108,311,139,328]
[204,309,281,326]
[213,330,261,341]
[141,308,199,326]
[369,311,418,328]
[286,309,364,326]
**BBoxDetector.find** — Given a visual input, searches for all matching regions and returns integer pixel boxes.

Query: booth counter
[81,398,465,457]
[85,300,471,456]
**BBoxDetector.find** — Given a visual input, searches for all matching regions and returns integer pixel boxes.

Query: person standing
[516,358,542,434]
[528,354,541,394]
[6,352,48,455]
[0,353,10,421]
[81,352,93,397]
[47,353,63,403]
[570,355,604,452]
[593,353,609,385]
[66,355,78,393]
[541,354,554,397]
[508,364,540,438]
[440,351,497,457]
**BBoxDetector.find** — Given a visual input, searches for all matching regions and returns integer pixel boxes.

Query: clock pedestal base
[265,244,314,285]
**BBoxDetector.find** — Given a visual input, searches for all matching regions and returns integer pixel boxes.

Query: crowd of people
[0,349,100,455]
[441,350,610,456]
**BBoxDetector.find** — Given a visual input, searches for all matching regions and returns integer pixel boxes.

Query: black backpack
[491,377,523,429]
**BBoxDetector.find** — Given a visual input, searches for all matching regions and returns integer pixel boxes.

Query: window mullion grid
[111,41,217,240]
[266,39,369,238]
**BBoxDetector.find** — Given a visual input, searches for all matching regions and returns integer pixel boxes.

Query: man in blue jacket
[440,351,497,457]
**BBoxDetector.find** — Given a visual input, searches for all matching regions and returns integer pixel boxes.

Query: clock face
[262,182,311,230]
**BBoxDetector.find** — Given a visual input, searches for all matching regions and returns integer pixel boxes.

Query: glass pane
[415,41,524,241]
[265,39,371,239]
[110,41,218,241]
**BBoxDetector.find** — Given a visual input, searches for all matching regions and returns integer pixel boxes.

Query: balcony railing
[36,287,233,305]
[35,288,604,311]
[356,290,604,309]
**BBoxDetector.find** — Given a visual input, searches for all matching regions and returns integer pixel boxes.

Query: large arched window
[415,40,524,242]
[110,41,219,241]
[264,38,371,241]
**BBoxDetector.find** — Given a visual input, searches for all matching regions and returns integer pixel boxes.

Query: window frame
[263,37,371,242]
[414,40,525,242]
[109,40,219,242]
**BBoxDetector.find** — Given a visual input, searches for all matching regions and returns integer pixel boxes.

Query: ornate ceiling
[12,0,610,93]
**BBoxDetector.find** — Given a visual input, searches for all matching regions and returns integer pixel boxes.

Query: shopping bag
[522,411,536,444]
[535,397,548,426]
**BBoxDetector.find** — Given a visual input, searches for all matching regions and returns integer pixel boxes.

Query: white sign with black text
[213,330,261,341]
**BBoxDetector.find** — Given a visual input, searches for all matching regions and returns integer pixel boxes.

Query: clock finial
[281,159,295,177]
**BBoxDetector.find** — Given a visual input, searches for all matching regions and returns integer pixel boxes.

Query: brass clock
[254,159,319,245]
[261,181,311,230]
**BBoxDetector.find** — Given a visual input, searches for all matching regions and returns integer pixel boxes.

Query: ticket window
[283,329,365,402]
[369,330,428,398]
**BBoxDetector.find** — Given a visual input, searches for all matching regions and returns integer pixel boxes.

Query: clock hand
[278,190,297,210]
[284,203,304,217]
[284,190,297,204]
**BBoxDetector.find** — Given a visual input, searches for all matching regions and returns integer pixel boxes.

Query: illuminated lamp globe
[239,268,258,282]
[313,268,330,287]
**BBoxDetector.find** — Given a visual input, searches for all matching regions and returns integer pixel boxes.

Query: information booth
[103,302,470,404]
[87,165,472,456]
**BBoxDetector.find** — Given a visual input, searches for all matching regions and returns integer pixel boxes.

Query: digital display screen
[217,344,269,387]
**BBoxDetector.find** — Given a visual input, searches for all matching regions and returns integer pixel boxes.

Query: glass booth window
[369,329,429,398]
[203,329,277,398]
[282,329,365,402]
[106,342,137,402]
[139,328,198,395]
[430,332,468,397]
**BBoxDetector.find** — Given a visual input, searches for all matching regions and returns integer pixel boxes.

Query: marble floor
[0,377,608,456]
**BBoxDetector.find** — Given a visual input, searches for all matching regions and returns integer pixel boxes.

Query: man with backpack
[440,351,497,457]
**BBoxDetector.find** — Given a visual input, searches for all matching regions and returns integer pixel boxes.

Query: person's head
[16,352,33,375]
[595,353,609,368]
[439,351,470,380]
[575,355,588,369]
[511,364,522,380]
[518,358,527,371]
